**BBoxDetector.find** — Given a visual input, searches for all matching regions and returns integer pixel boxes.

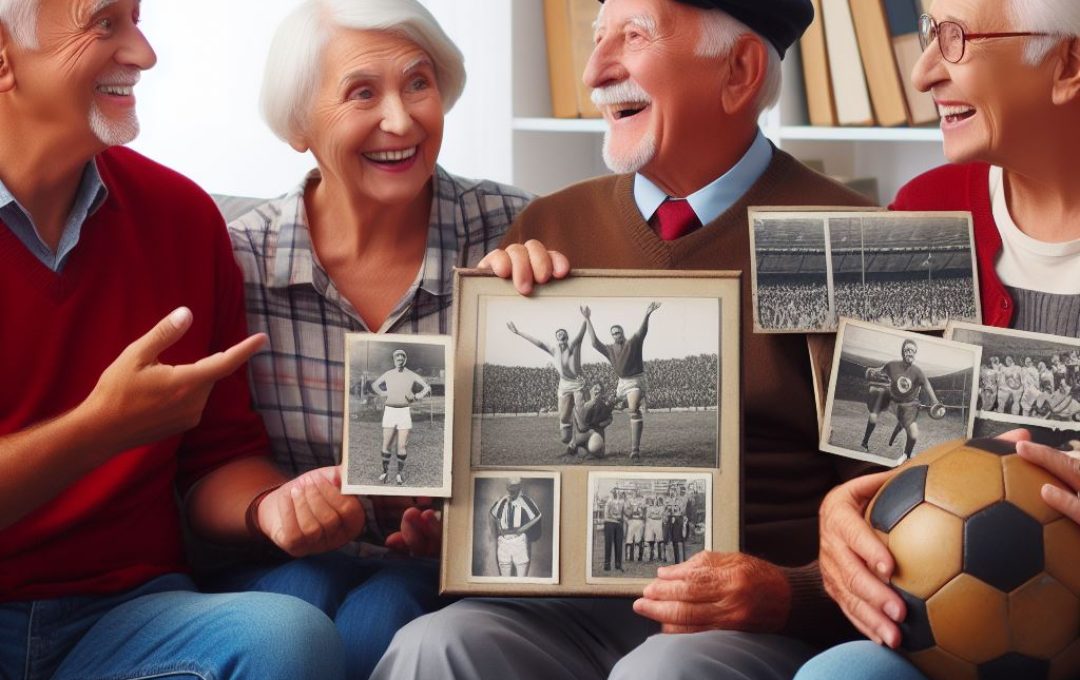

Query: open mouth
[938,104,975,124]
[96,84,134,97]
[612,103,648,120]
[363,147,418,166]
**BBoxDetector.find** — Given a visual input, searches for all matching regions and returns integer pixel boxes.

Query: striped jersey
[490,494,542,530]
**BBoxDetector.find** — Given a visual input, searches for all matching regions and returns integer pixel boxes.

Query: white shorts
[617,374,647,401]
[644,519,664,542]
[497,533,530,570]
[626,519,645,543]
[558,376,586,398]
[382,406,413,430]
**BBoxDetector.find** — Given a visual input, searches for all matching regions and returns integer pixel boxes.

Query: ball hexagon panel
[964,502,1044,592]
[1002,454,1066,525]
[924,448,1004,519]
[1045,518,1080,596]
[1009,575,1080,658]
[927,574,1009,664]
[1049,639,1080,680]
[869,464,928,532]
[907,646,977,680]
[976,653,1049,680]
[890,504,964,600]
[896,586,935,653]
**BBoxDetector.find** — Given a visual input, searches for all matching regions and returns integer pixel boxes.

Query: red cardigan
[889,162,1013,328]
[0,147,269,602]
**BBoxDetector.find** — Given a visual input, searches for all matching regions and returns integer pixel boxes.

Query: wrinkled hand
[1017,437,1080,524]
[257,466,366,557]
[478,240,569,295]
[87,307,266,454]
[633,551,791,634]
[819,470,903,647]
[385,504,442,558]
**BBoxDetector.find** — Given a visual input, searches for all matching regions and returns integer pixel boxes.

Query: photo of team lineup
[472,296,720,468]
[749,210,981,334]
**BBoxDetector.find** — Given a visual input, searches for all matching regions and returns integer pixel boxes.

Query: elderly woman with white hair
[214,0,531,677]
[797,1,1080,678]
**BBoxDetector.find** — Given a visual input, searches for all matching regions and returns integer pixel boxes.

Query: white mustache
[97,67,141,87]
[591,79,651,108]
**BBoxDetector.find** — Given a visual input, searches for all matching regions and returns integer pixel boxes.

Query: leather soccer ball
[866,438,1080,680]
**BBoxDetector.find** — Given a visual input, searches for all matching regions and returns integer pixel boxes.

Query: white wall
[129,0,507,199]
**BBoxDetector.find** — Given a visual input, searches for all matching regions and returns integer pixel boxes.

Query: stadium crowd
[833,277,977,328]
[755,281,831,330]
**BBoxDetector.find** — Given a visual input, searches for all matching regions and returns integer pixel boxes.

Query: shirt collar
[633,128,772,225]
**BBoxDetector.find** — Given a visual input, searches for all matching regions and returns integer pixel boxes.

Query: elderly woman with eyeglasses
[207,0,531,678]
[795,1,1080,678]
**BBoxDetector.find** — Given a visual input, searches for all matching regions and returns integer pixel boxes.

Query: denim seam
[23,602,34,680]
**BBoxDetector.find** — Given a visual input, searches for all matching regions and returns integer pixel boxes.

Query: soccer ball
[866,438,1080,680]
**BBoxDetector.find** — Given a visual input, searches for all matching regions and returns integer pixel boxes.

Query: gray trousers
[371,598,817,680]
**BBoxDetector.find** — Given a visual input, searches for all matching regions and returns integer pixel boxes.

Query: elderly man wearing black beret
[372,1,875,679]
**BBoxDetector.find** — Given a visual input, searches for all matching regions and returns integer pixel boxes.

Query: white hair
[0,0,40,49]
[1007,0,1080,65]
[260,0,465,145]
[695,9,783,115]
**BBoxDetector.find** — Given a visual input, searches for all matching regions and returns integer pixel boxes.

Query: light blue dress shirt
[0,161,108,271]
[633,128,773,227]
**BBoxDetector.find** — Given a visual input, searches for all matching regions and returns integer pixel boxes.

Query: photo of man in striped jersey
[372,349,432,485]
[490,477,543,577]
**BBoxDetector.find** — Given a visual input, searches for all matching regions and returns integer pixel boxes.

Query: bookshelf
[445,0,947,204]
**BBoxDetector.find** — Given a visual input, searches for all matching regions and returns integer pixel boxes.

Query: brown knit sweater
[502,148,877,644]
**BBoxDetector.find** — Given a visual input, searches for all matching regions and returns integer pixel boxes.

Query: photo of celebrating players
[946,321,1080,431]
[585,472,711,585]
[474,296,720,468]
[342,334,453,496]
[821,319,981,467]
[750,210,981,333]
[469,472,559,585]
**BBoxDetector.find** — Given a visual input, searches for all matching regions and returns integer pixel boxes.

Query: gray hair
[695,10,783,116]
[260,0,465,145]
[0,0,40,49]
[1008,0,1080,65]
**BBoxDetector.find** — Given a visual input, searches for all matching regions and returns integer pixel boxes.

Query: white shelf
[513,117,607,133]
[778,126,943,143]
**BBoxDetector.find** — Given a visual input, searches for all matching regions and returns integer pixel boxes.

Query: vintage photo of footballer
[750,210,981,333]
[469,472,559,585]
[821,319,981,467]
[342,334,452,497]
[945,321,1080,430]
[585,472,711,585]
[473,296,720,468]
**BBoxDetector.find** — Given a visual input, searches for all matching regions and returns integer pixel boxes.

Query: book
[821,0,875,125]
[801,0,838,126]
[568,0,601,118]
[883,0,940,125]
[849,0,909,126]
[543,0,579,118]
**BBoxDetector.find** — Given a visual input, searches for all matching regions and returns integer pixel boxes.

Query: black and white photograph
[945,321,1080,429]
[469,472,559,585]
[750,210,981,333]
[821,319,981,467]
[585,472,711,585]
[473,296,720,468]
[973,411,1080,450]
[342,334,452,497]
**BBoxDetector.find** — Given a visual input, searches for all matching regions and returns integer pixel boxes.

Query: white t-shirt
[990,165,1080,295]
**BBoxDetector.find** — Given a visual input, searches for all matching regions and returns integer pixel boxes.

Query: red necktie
[653,198,701,241]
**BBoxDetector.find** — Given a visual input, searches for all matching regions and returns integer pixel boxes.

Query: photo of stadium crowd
[946,322,1080,429]
[750,210,981,333]
[473,296,721,468]
[821,320,980,467]
[585,472,711,584]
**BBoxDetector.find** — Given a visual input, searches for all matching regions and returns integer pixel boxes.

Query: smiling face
[6,0,156,152]
[393,351,406,368]
[610,325,625,344]
[584,0,728,176]
[299,28,443,208]
[912,0,1058,165]
[555,328,569,346]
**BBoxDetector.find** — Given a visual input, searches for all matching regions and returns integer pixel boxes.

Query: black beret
[598,0,814,59]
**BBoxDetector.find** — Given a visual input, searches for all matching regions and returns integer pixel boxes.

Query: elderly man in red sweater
[373,1,879,679]
[0,0,370,678]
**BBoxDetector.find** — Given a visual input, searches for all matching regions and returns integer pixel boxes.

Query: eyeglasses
[918,14,1051,63]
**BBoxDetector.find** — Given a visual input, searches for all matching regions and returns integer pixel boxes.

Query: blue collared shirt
[633,128,773,226]
[0,161,108,271]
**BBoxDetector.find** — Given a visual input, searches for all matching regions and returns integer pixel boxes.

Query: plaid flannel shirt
[229,165,532,479]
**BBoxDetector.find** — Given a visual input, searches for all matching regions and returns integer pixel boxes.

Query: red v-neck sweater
[0,147,269,602]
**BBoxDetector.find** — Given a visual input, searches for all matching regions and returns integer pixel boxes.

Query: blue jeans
[0,572,344,680]
[202,552,444,680]
[794,641,929,680]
